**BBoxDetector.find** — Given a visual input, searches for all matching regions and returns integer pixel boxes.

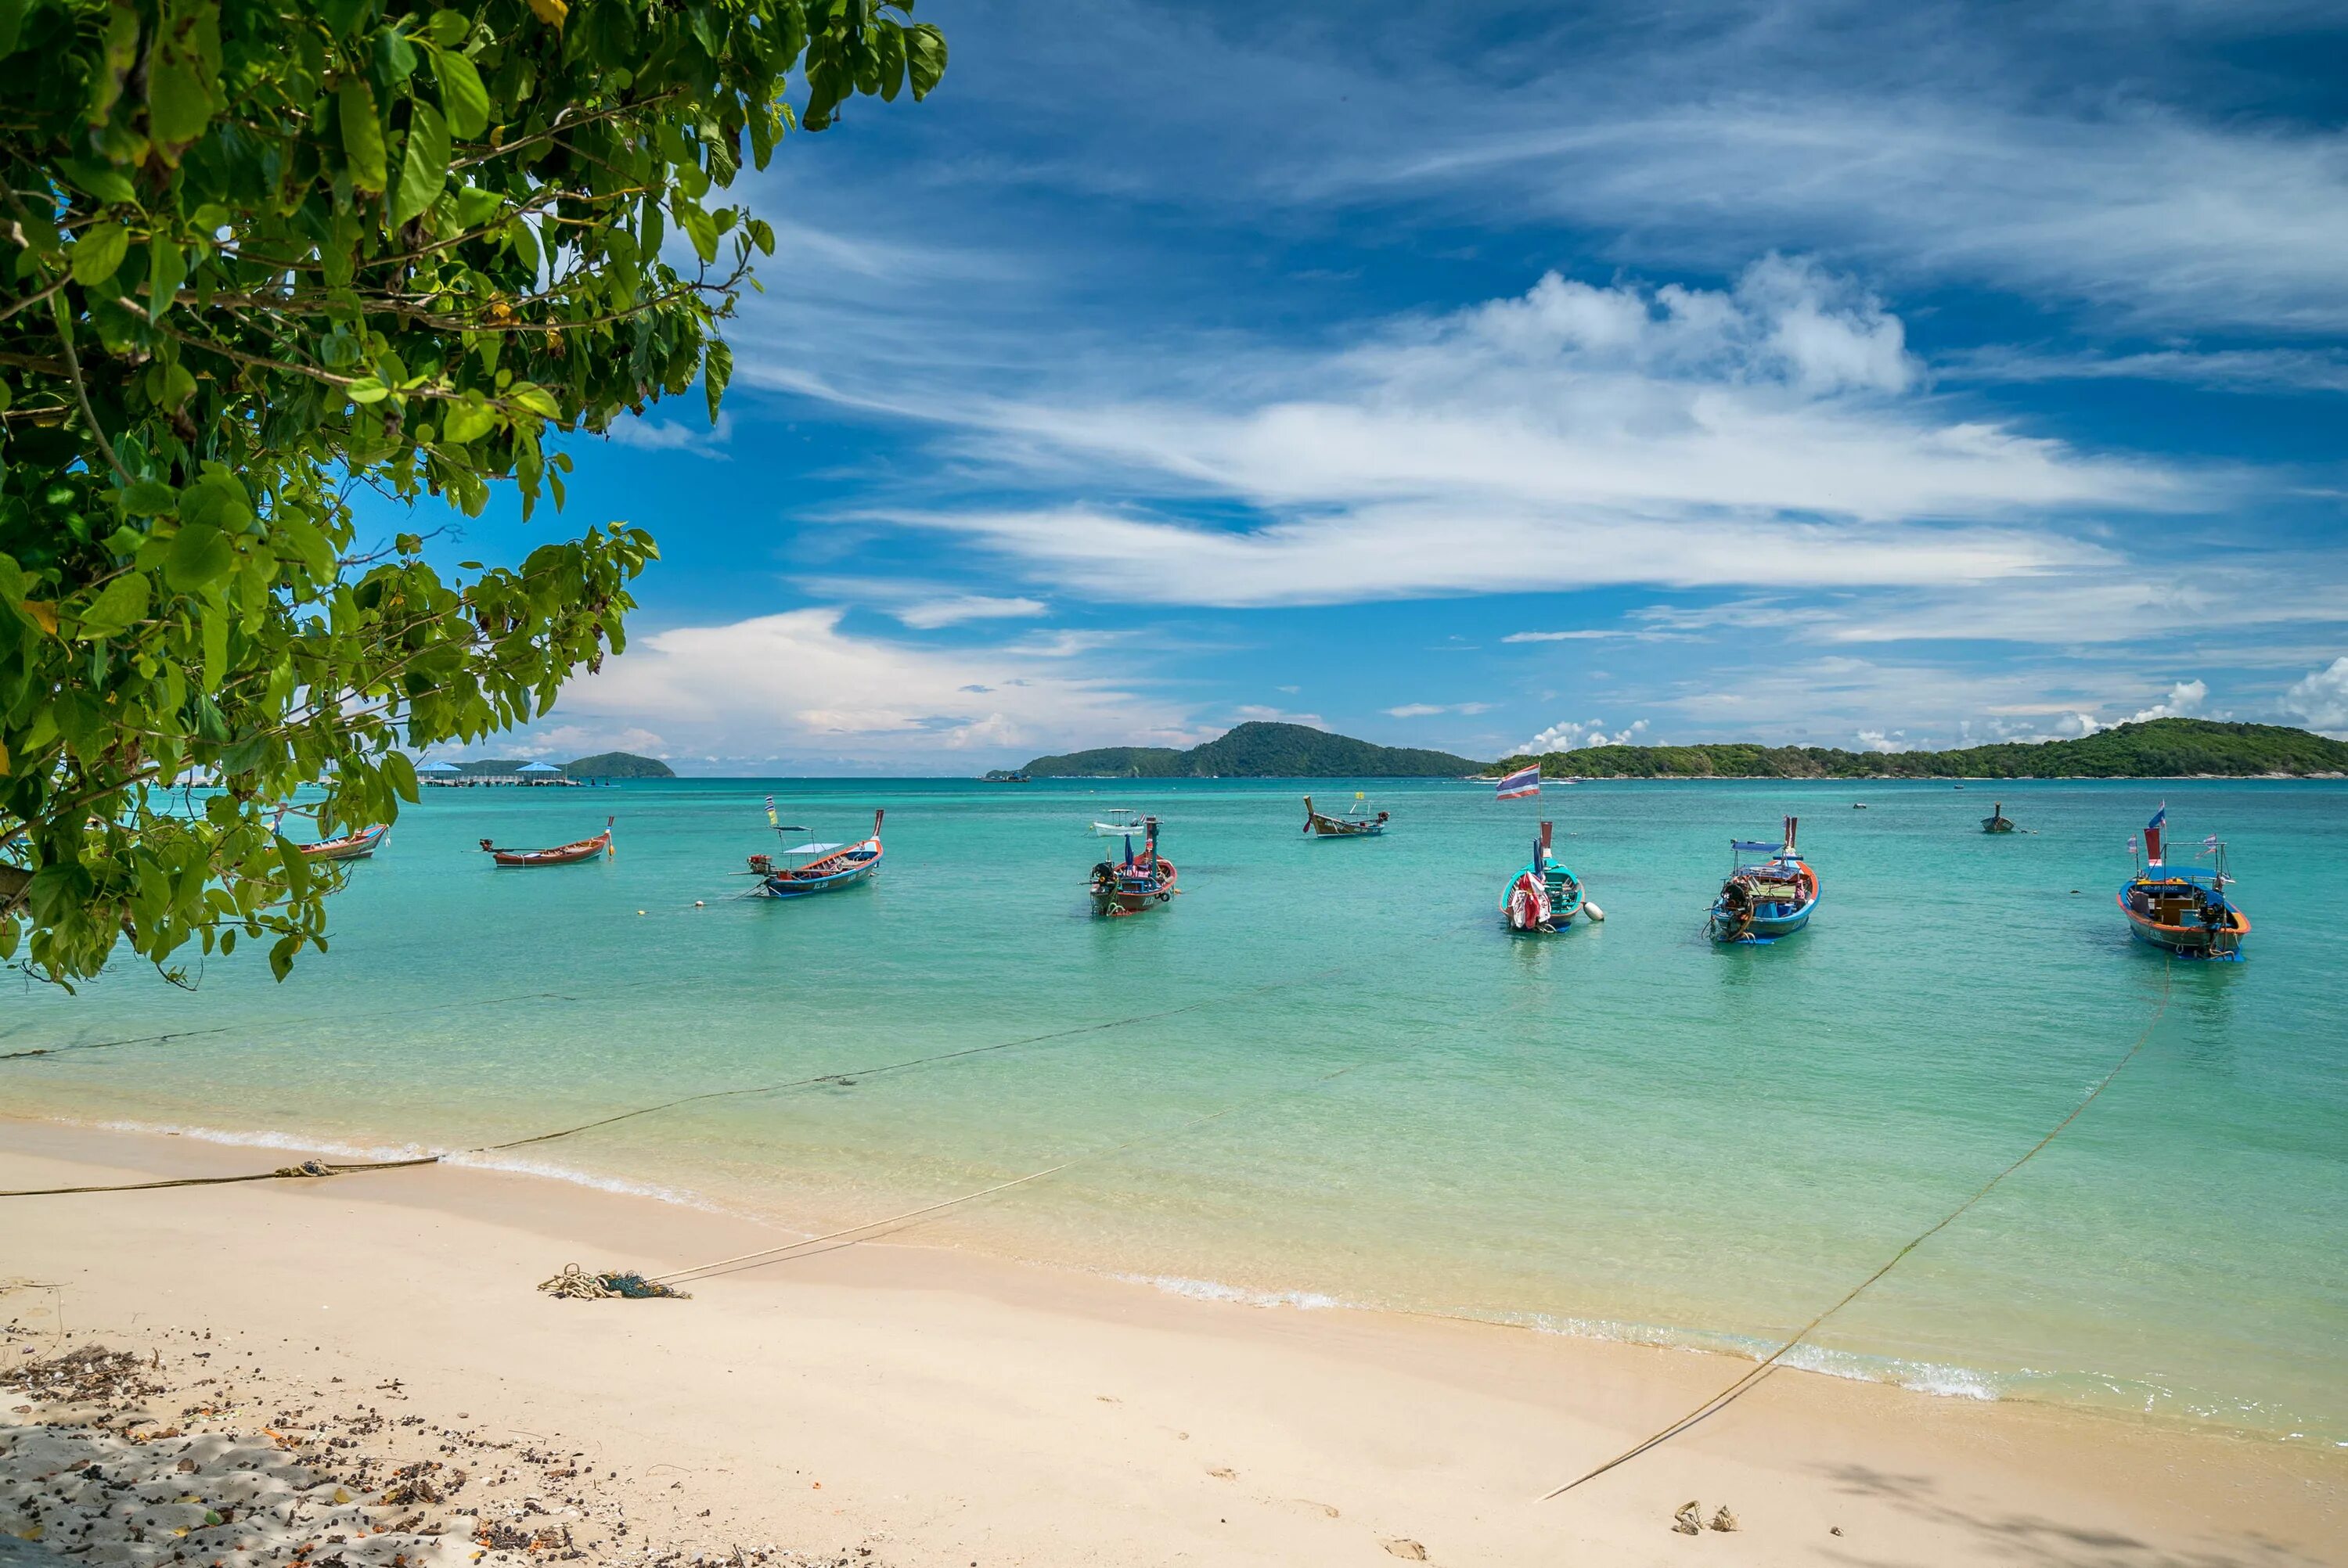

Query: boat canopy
[783,841,844,854]
[1731,839,1784,854]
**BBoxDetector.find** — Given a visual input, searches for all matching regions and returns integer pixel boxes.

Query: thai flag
[1496,765,1541,800]
[2146,805,2166,831]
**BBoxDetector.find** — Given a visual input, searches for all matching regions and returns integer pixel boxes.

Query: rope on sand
[0,1155,441,1198]
[1536,956,2173,1502]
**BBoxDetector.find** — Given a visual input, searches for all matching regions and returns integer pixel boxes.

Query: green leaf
[120,480,177,516]
[0,0,27,59]
[344,376,391,404]
[391,102,449,229]
[147,56,216,154]
[75,573,149,639]
[703,340,732,425]
[906,23,948,99]
[59,158,137,208]
[200,603,228,689]
[675,199,718,263]
[146,233,185,321]
[430,48,489,140]
[425,7,468,48]
[70,221,129,286]
[438,397,496,444]
[164,524,237,592]
[321,0,369,36]
[339,81,387,192]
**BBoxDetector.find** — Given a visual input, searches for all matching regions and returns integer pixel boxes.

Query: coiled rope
[1536,955,2173,1501]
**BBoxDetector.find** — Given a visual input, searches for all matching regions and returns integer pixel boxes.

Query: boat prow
[1500,820,1586,933]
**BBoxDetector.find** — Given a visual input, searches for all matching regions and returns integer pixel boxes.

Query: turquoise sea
[5,777,2345,1446]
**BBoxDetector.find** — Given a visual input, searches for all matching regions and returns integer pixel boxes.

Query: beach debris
[1381,1541,1427,1560]
[1673,1500,1704,1535]
[1709,1505,1738,1532]
[1207,1466,1236,1480]
[2,1343,164,1405]
[535,1264,692,1300]
[271,1159,337,1178]
[1831,1525,1844,1536]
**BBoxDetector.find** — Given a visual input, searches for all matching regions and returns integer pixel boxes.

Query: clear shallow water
[5,777,2344,1444]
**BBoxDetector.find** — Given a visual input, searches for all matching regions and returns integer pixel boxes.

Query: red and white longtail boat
[480,817,615,867]
[747,807,885,897]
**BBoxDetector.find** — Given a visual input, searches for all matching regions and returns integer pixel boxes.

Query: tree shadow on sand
[1816,1462,2328,1568]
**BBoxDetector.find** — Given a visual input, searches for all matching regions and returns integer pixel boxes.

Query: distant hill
[560,751,675,779]
[1489,719,2348,779]
[430,751,674,779]
[1024,722,1482,778]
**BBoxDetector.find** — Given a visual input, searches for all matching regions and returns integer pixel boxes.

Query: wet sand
[5,1118,2342,1566]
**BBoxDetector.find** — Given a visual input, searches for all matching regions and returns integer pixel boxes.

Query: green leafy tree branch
[0,0,945,983]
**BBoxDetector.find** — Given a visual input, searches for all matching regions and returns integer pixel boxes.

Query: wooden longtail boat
[1303,793,1388,837]
[1707,816,1818,944]
[1089,817,1176,916]
[2119,809,2246,958]
[481,817,614,866]
[748,810,885,897]
[1500,820,1597,932]
[300,825,389,861]
[1982,803,2016,833]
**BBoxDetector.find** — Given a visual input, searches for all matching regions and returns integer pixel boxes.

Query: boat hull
[1708,858,1820,944]
[1091,857,1177,915]
[302,825,388,861]
[484,829,610,866]
[2117,889,2248,957]
[1500,861,1584,932]
[761,851,881,897]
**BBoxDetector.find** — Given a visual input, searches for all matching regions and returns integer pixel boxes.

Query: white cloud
[1518,717,1649,753]
[868,259,2164,607]
[553,607,1198,763]
[1854,729,1913,753]
[892,595,1050,628]
[601,412,732,456]
[1385,701,1493,718]
[2128,678,2208,723]
[2282,656,2348,734]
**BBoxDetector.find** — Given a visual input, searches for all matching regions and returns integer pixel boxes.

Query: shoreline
[22,1109,2304,1448]
[7,1117,2343,1565]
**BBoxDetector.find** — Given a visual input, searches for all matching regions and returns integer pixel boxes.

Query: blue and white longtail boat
[1706,816,1817,943]
[1090,816,1177,915]
[1500,820,1600,932]
[747,807,884,897]
[2119,807,2247,958]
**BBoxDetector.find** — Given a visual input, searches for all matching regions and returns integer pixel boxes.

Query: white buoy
[1583,901,1606,922]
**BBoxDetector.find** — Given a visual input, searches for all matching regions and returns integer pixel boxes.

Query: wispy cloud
[892,595,1050,628]
[554,607,1197,764]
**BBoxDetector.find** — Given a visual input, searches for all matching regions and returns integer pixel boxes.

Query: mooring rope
[642,1045,1407,1289]
[0,950,1392,1199]
[484,966,1352,1152]
[1536,955,2173,1501]
[0,1156,443,1199]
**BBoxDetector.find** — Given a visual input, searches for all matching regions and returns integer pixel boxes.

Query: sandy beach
[3,1119,2340,1567]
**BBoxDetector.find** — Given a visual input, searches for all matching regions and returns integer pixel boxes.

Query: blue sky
[412,0,2348,771]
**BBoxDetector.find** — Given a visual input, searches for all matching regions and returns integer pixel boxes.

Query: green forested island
[1493,719,2348,779]
[428,752,675,779]
[1025,722,1482,778]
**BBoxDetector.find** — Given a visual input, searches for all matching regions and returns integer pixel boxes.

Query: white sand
[5,1119,2342,1566]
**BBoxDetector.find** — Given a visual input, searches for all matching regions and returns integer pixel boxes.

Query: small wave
[70,1116,720,1214]
[1116,1272,1341,1311]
